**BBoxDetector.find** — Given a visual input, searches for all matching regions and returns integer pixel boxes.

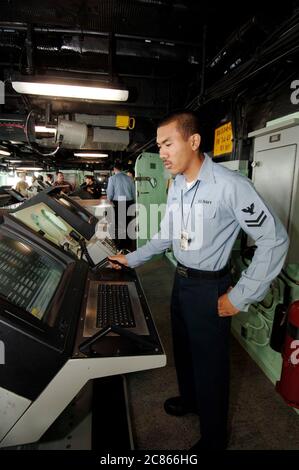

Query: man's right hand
[108,254,129,270]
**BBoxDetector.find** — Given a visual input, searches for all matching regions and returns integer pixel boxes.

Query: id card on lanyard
[180,181,200,251]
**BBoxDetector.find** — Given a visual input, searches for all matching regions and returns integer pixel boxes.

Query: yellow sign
[213,122,233,156]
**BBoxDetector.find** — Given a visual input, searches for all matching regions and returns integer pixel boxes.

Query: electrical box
[248,118,299,263]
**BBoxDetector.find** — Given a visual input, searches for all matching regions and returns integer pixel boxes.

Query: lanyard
[181,180,200,230]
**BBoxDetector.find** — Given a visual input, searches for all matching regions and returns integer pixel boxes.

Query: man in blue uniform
[107,161,135,250]
[109,111,289,450]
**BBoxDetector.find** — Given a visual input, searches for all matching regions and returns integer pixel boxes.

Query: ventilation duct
[50,119,130,151]
[87,128,129,151]
[56,120,87,148]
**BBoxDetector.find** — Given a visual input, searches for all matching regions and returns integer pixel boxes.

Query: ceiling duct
[87,128,129,151]
[56,120,87,148]
[39,119,130,151]
[74,113,134,129]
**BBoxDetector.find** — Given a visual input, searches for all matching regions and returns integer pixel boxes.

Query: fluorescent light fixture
[0,150,11,156]
[74,152,108,158]
[35,125,57,135]
[16,167,43,171]
[12,81,129,102]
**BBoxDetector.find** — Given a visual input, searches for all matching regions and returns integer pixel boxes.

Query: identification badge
[180,230,190,251]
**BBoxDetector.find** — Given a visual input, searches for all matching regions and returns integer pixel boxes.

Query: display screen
[0,233,64,320]
[13,202,81,257]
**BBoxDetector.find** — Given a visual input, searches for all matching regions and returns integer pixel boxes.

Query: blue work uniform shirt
[126,154,289,311]
[107,172,135,201]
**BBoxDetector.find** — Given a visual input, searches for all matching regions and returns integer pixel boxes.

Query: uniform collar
[174,153,216,189]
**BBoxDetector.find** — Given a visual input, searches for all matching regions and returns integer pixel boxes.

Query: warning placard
[214,122,233,157]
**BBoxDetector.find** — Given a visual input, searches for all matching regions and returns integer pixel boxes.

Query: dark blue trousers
[171,271,232,450]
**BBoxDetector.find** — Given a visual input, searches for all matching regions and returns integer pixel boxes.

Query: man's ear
[190,133,201,151]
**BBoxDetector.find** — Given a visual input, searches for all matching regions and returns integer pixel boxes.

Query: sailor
[109,111,289,450]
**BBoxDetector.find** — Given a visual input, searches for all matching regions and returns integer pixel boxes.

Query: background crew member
[15,172,29,197]
[126,168,135,179]
[107,161,135,250]
[28,175,40,195]
[83,175,102,199]
[53,171,73,194]
[108,111,289,451]
[45,173,54,186]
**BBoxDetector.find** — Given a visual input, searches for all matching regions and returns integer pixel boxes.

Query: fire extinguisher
[276,301,299,408]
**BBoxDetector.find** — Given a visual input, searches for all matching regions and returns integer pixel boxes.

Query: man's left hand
[218,288,239,317]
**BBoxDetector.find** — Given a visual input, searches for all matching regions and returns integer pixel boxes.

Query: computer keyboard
[96,283,136,328]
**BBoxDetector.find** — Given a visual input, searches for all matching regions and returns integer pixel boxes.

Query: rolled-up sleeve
[227,177,289,311]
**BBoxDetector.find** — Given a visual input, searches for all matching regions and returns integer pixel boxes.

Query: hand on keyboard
[108,254,129,270]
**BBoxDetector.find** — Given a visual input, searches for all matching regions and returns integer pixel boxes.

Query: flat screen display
[0,233,64,320]
[13,202,81,257]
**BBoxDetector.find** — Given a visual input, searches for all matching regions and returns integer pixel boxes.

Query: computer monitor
[12,187,97,240]
[13,201,82,258]
[36,180,48,190]
[3,188,25,202]
[0,231,64,321]
[11,188,118,265]
[0,212,89,401]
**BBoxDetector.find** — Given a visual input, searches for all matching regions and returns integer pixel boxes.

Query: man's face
[57,173,64,183]
[86,177,92,186]
[156,121,196,176]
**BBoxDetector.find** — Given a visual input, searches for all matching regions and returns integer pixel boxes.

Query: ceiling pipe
[0,35,200,64]
[0,23,201,48]
[0,63,175,80]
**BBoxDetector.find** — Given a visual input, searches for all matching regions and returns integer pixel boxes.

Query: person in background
[15,172,29,197]
[106,161,135,250]
[84,175,102,199]
[53,171,73,194]
[108,111,289,451]
[28,175,40,195]
[126,168,135,179]
[45,174,53,186]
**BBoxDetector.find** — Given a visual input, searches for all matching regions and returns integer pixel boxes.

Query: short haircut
[126,168,135,177]
[85,175,94,181]
[113,160,122,171]
[158,111,201,141]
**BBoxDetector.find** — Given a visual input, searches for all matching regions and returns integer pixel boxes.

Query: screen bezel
[12,187,97,240]
[0,215,82,348]
[0,224,72,326]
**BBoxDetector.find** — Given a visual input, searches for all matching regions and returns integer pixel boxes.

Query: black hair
[113,160,123,171]
[158,110,201,141]
[126,168,135,177]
